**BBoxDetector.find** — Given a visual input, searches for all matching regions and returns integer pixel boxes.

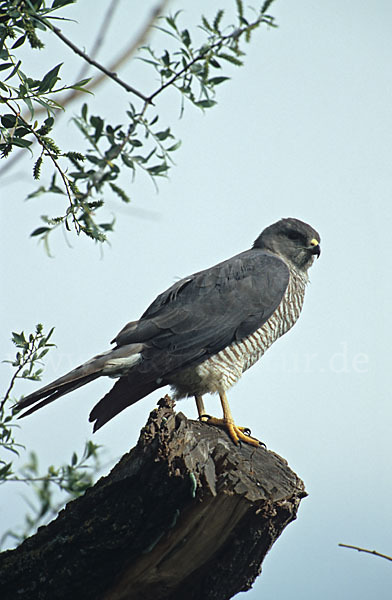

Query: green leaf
[21,95,34,117]
[11,138,33,148]
[155,128,172,141]
[195,99,217,109]
[165,11,181,32]
[207,76,230,85]
[201,16,212,32]
[167,140,182,152]
[12,331,26,346]
[1,114,17,128]
[121,153,134,169]
[15,127,31,137]
[70,77,91,89]
[51,0,76,8]
[30,227,51,237]
[38,63,63,93]
[90,115,104,142]
[85,154,102,165]
[217,52,243,66]
[213,9,224,32]
[181,29,191,47]
[81,103,88,121]
[26,185,47,200]
[162,50,170,67]
[148,163,169,175]
[262,0,275,13]
[0,462,13,478]
[99,220,115,232]
[11,34,27,50]
[209,58,221,69]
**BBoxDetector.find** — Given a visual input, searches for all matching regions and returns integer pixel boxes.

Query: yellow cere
[310,238,319,246]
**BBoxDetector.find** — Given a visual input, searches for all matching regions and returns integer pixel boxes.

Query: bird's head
[253,218,321,271]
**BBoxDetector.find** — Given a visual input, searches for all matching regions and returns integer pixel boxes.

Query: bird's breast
[169,266,307,398]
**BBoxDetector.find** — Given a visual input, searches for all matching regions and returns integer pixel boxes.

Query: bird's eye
[286,230,302,241]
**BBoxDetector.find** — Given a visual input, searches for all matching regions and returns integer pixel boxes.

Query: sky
[1,1,392,598]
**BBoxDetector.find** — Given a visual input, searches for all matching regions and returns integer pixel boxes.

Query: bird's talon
[199,413,212,422]
[201,414,260,447]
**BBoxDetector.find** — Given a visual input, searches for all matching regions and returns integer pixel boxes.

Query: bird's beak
[309,238,321,258]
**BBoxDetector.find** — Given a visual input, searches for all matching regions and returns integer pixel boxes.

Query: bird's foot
[200,415,261,447]
[198,413,212,421]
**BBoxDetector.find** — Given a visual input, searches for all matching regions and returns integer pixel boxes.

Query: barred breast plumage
[170,265,308,399]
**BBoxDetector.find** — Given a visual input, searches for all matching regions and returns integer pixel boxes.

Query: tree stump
[0,396,307,600]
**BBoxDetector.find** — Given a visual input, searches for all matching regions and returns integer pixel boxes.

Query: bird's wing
[113,249,290,378]
[89,249,289,431]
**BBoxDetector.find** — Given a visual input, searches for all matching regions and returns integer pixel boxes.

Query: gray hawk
[17,217,320,446]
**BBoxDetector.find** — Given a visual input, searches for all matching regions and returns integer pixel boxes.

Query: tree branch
[35,17,149,102]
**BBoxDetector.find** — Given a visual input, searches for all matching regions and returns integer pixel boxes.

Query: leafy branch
[1,323,55,414]
[1,324,55,483]
[0,324,102,548]
[0,0,277,248]
[144,2,276,107]
[1,441,101,548]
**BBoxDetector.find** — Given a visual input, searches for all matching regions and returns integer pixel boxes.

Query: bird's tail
[16,343,144,419]
[88,376,163,432]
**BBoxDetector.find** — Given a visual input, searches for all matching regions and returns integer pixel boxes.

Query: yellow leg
[198,391,261,447]
[195,395,207,418]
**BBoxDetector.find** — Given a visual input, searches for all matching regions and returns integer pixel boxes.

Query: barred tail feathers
[17,343,144,419]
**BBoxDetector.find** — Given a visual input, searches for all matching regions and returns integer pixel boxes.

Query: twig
[60,0,170,102]
[76,0,121,82]
[1,364,25,414]
[6,474,89,484]
[119,0,171,63]
[0,332,40,413]
[339,543,392,563]
[34,16,149,102]
[1,98,78,230]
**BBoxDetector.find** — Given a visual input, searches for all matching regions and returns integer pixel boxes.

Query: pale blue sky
[2,1,392,598]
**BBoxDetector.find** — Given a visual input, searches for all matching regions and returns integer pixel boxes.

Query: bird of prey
[17,218,320,447]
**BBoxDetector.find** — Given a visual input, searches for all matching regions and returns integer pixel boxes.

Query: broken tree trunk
[0,397,306,600]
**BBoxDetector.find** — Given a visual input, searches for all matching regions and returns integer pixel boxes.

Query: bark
[0,396,307,600]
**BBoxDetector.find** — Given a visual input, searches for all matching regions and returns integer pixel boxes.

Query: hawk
[17,218,320,446]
